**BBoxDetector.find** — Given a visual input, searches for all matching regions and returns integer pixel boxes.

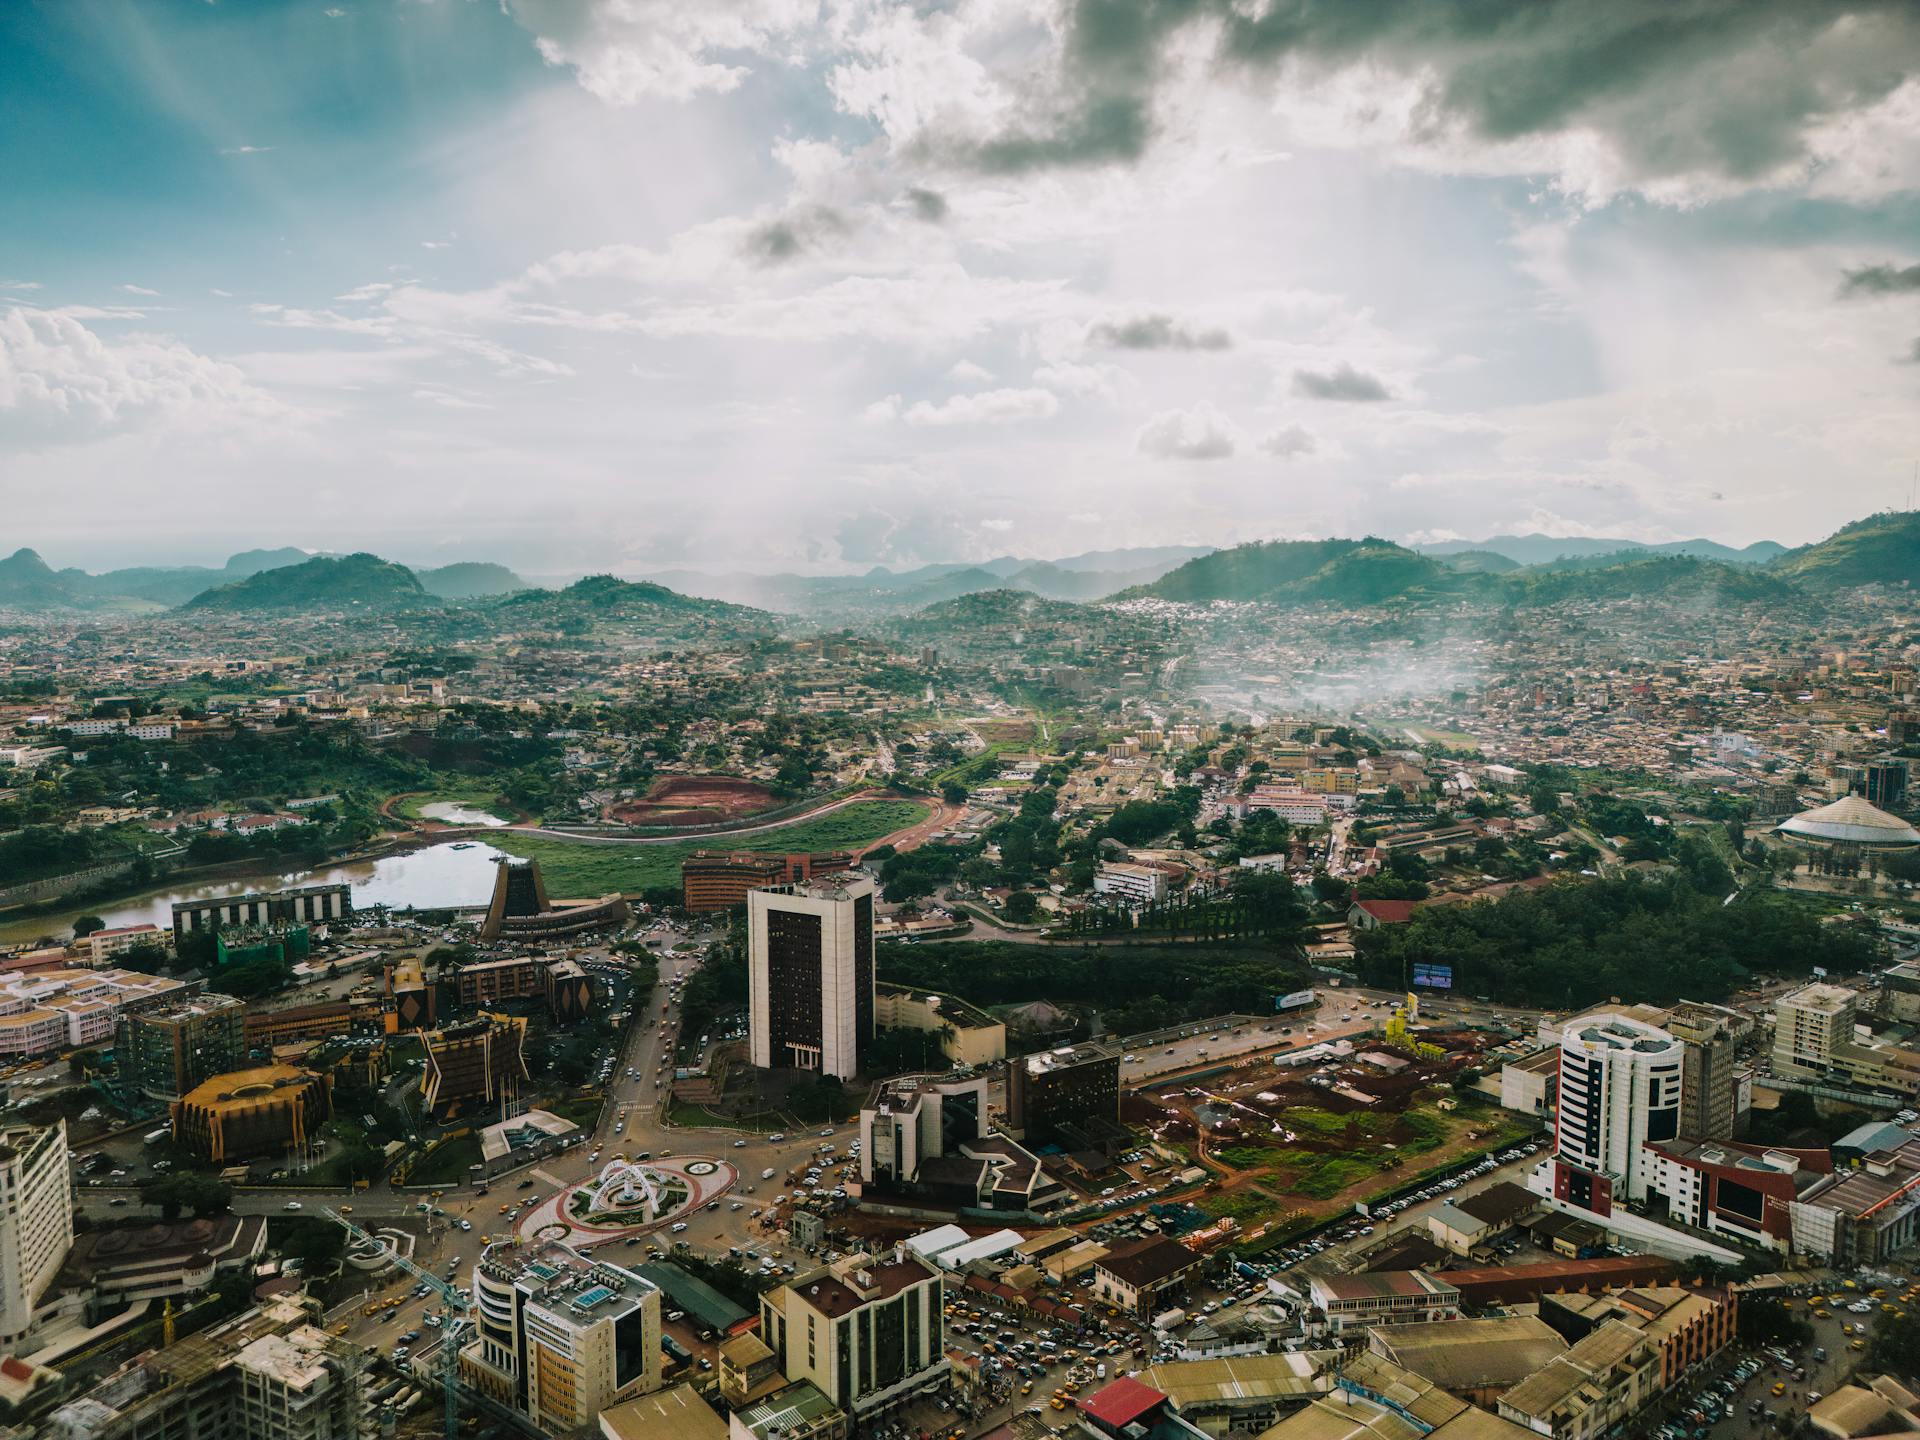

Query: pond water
[417,801,509,827]
[0,841,514,945]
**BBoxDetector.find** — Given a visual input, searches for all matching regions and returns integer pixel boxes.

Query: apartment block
[757,1249,946,1416]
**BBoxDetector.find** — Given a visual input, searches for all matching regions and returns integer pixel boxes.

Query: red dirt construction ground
[604,775,781,827]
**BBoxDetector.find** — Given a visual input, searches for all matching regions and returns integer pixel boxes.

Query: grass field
[489,798,930,896]
[409,1132,483,1185]
[1403,726,1481,752]
[1219,1099,1533,1203]
[396,784,514,822]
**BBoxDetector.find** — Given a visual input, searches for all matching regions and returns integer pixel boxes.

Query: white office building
[748,876,876,1082]
[0,1122,76,1348]
[1550,1014,1684,1210]
[1092,862,1167,905]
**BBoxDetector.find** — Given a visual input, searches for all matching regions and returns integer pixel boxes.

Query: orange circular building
[170,1063,332,1163]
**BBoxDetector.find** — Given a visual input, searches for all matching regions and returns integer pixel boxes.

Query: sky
[3,0,1920,577]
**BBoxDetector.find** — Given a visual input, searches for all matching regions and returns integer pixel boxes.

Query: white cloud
[119,284,160,297]
[505,0,821,104]
[947,359,994,384]
[1033,361,1123,403]
[1137,403,1238,461]
[1259,425,1318,460]
[0,307,286,442]
[869,387,1061,427]
[218,145,274,155]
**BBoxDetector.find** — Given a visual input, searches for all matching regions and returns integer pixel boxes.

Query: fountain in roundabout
[523,1153,736,1245]
[584,1157,665,1221]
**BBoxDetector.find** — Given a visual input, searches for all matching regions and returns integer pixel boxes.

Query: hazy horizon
[5,1,1919,574]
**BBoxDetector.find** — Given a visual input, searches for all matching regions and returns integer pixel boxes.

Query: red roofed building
[1080,1376,1170,1434]
[1348,899,1420,930]
[1435,1255,1677,1307]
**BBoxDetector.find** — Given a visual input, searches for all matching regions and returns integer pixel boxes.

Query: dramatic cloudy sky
[4,0,1920,574]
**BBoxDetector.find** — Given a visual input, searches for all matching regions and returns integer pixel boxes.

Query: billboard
[1412,963,1453,990]
[1275,989,1318,1011]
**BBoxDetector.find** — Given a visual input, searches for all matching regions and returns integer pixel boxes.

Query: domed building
[1774,794,1920,851]
[170,1063,332,1164]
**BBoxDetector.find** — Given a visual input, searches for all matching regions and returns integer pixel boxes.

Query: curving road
[399,791,956,854]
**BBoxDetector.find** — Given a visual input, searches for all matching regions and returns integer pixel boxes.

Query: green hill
[182,553,430,612]
[495,574,779,637]
[1503,555,1806,608]
[417,561,528,598]
[1435,549,1521,574]
[896,587,1092,632]
[1767,510,1920,590]
[1127,537,1464,605]
[0,549,89,609]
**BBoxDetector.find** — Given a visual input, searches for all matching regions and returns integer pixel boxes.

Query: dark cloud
[951,0,1920,190]
[1088,312,1232,351]
[1905,338,1920,364]
[972,92,1154,173]
[904,187,949,222]
[1840,262,1920,296]
[742,205,849,264]
[1292,363,1392,402]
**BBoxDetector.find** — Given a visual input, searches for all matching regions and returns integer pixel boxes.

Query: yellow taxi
[339,1205,354,1214]
[331,1322,350,1335]
[1771,1383,1786,1397]
[1779,1299,1795,1309]
[1852,1339,1867,1351]
[1843,1323,1856,1335]
[1051,1398,1068,1411]
[1815,1309,1832,1319]
[1021,1382,1034,1396]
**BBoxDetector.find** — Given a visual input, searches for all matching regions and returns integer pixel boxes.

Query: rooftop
[735,1381,842,1440]
[600,1384,730,1440]
[1369,1316,1567,1392]
[1097,1236,1203,1288]
[1312,1271,1458,1302]
[1078,1375,1167,1429]
[1026,1037,1124,1075]
[780,1250,936,1320]
[1776,794,1920,848]
[1569,1014,1679,1055]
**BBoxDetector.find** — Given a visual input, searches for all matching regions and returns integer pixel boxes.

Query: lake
[0,841,514,946]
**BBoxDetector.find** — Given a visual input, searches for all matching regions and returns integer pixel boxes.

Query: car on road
[734,1139,748,1148]
[283,1201,302,1211]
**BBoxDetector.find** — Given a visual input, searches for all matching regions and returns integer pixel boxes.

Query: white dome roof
[1775,793,1920,848]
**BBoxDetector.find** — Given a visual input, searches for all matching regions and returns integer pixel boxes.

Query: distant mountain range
[1118,512,1920,610]
[638,544,1215,614]
[0,547,529,611]
[1415,533,1787,567]
[3,513,1914,624]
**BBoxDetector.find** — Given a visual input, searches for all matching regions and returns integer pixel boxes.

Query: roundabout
[517,1155,737,1246]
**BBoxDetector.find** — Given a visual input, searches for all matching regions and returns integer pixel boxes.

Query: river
[0,840,514,946]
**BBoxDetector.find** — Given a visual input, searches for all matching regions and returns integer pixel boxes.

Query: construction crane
[325,1207,471,1440]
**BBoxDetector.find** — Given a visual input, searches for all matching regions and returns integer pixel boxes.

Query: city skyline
[3,1,1919,576]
